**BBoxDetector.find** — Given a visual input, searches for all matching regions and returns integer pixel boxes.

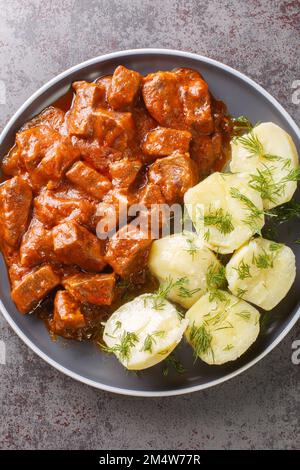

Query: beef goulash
[0,65,232,341]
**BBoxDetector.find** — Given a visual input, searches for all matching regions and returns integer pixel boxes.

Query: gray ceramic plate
[0,49,299,397]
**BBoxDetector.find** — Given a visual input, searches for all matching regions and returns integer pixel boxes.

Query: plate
[0,49,299,396]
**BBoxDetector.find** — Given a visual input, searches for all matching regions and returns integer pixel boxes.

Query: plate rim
[0,47,299,397]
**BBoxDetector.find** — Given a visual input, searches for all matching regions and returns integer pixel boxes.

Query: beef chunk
[34,187,95,228]
[20,219,55,267]
[0,176,32,248]
[53,221,106,272]
[63,273,116,305]
[132,104,158,145]
[142,68,213,133]
[66,161,112,200]
[148,152,198,204]
[16,125,79,188]
[52,290,86,334]
[142,127,192,156]
[72,137,122,176]
[24,106,65,133]
[95,75,112,107]
[190,133,223,177]
[109,157,142,188]
[108,66,141,110]
[93,108,136,151]
[68,81,103,137]
[105,223,152,277]
[11,265,61,313]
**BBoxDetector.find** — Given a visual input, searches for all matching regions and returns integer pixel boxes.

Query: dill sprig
[178,286,202,298]
[235,287,248,298]
[162,353,186,376]
[206,263,227,290]
[237,131,264,158]
[189,323,213,361]
[184,235,199,259]
[101,331,139,362]
[204,207,234,234]
[252,249,274,269]
[249,166,283,204]
[232,116,254,135]
[147,276,187,310]
[208,289,228,303]
[230,187,263,232]
[142,331,165,353]
[233,259,252,280]
[235,311,251,321]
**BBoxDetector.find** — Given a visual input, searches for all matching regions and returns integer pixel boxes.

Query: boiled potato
[185,291,260,365]
[148,232,224,308]
[226,237,296,310]
[103,294,188,370]
[230,122,299,209]
[184,172,264,254]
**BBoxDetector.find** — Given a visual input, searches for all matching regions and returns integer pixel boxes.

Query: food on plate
[184,172,265,254]
[103,294,188,370]
[0,62,298,375]
[230,122,299,209]
[148,232,225,308]
[185,291,260,365]
[226,237,296,310]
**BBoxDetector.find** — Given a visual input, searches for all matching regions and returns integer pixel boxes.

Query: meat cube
[108,66,141,110]
[52,291,86,334]
[0,176,32,248]
[142,68,213,133]
[2,146,24,177]
[66,161,112,200]
[105,223,152,277]
[53,221,106,272]
[20,219,55,267]
[68,81,103,137]
[93,108,136,151]
[95,75,112,107]
[190,133,223,177]
[132,105,158,145]
[34,187,95,228]
[148,152,198,204]
[25,106,65,133]
[109,157,142,188]
[137,183,168,235]
[175,68,213,134]
[15,125,79,188]
[16,125,58,171]
[63,273,116,305]
[11,265,61,313]
[37,138,79,182]
[72,137,122,176]
[142,127,192,156]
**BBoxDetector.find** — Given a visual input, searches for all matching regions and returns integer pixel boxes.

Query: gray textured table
[0,0,299,450]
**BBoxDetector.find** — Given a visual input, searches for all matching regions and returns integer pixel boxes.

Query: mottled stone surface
[0,0,299,450]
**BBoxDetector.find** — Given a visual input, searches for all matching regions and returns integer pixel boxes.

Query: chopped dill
[230,187,263,232]
[233,259,252,280]
[206,263,227,290]
[237,131,264,158]
[252,248,274,269]
[185,235,198,259]
[178,286,202,298]
[162,354,186,376]
[142,331,165,353]
[100,331,139,362]
[208,289,228,303]
[147,276,187,310]
[223,344,234,351]
[235,287,248,298]
[235,311,251,321]
[189,323,213,361]
[204,207,234,234]
[232,116,254,135]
